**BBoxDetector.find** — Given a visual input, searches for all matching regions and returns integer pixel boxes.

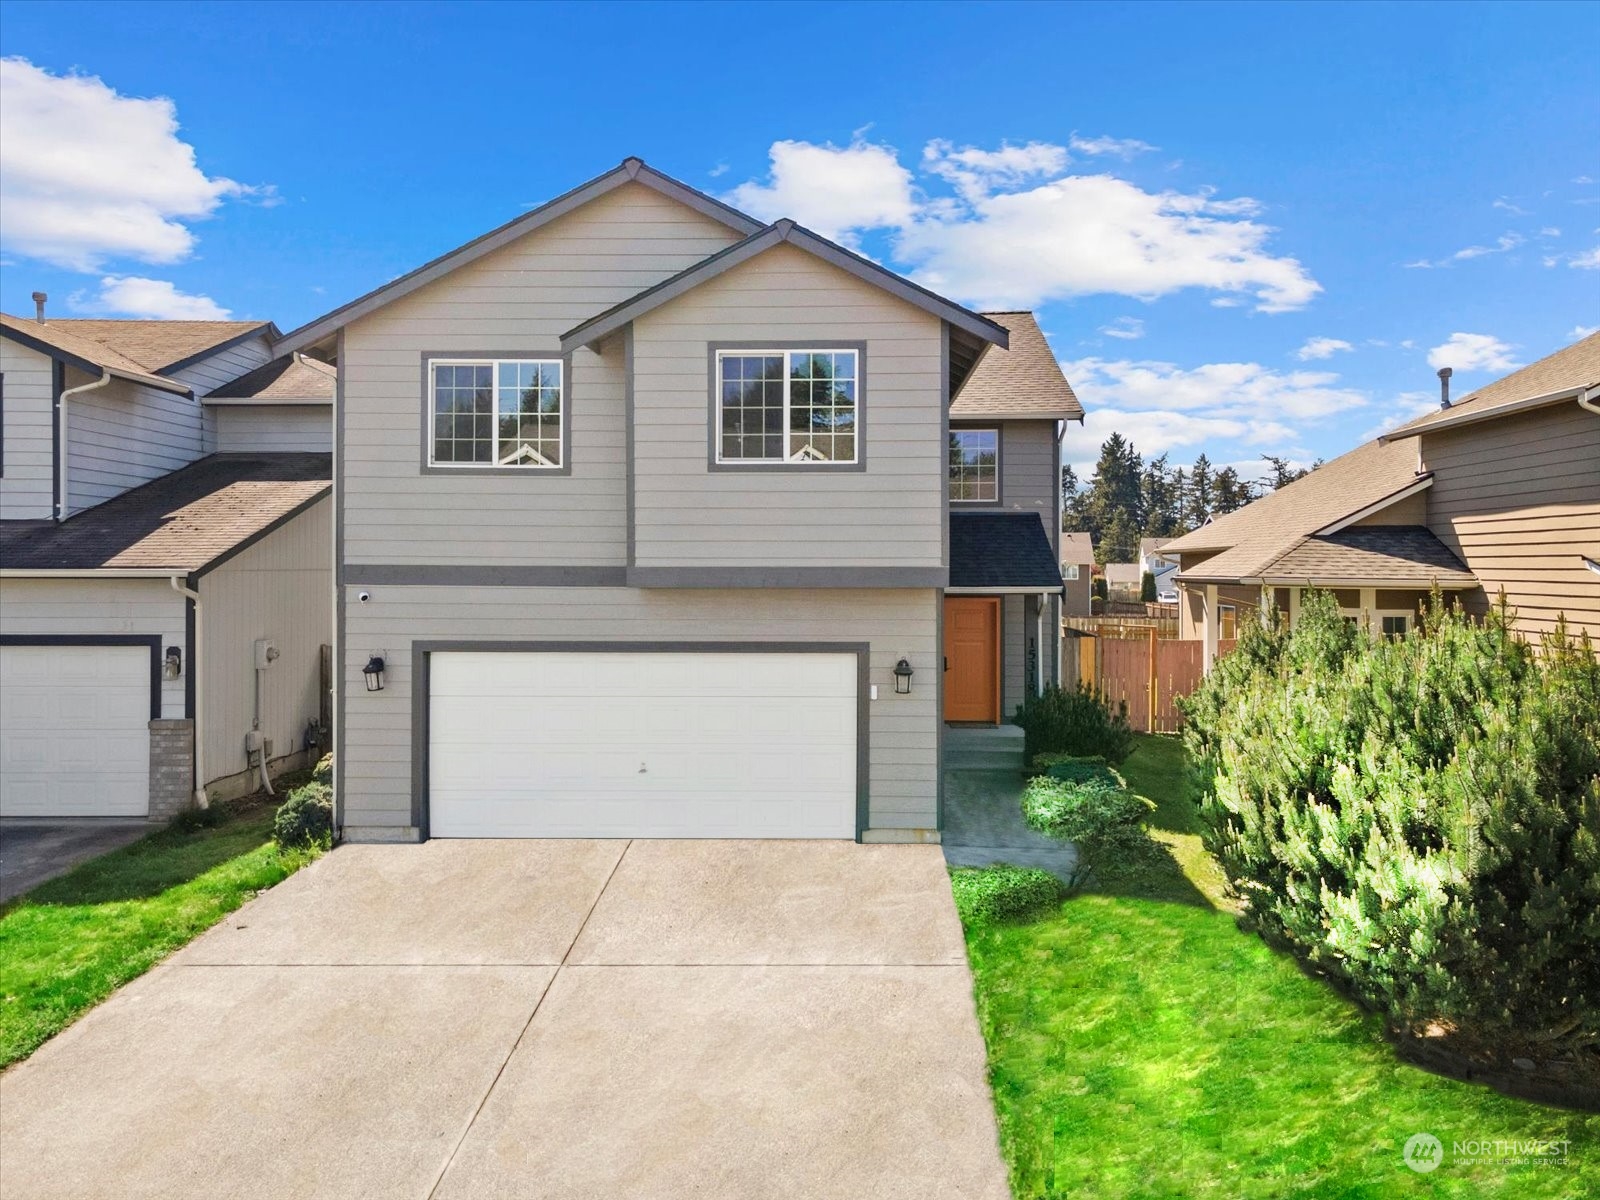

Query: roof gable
[951,312,1082,420]
[274,158,764,357]
[0,315,272,393]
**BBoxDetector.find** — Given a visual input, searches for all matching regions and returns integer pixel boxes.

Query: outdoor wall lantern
[893,658,914,695]
[164,645,182,679]
[362,655,387,692]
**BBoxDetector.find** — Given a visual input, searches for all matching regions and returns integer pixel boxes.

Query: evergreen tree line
[1062,433,1316,564]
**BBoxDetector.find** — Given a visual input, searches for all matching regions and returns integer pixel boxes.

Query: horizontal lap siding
[1422,404,1600,642]
[66,371,207,514]
[341,586,938,832]
[632,245,943,568]
[952,419,1059,552]
[0,578,185,718]
[199,499,332,782]
[167,334,274,396]
[1,340,54,519]
[341,184,741,567]
[215,405,332,452]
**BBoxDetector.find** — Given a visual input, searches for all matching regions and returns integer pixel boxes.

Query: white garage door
[0,644,151,818]
[428,651,858,838]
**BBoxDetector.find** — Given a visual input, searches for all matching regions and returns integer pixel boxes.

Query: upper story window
[715,349,857,464]
[430,358,562,468]
[949,429,998,501]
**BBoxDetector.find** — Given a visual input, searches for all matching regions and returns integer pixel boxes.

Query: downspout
[169,575,208,809]
[57,369,112,520]
[1577,385,1600,416]
[1035,595,1046,696]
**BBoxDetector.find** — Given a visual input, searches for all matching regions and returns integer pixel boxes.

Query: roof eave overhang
[1313,475,1433,535]
[0,568,195,579]
[1380,384,1600,442]
[156,322,279,377]
[200,396,333,407]
[950,408,1085,422]
[0,325,191,395]
[272,158,765,358]
[946,584,1065,595]
[559,219,1009,355]
[1178,573,1477,589]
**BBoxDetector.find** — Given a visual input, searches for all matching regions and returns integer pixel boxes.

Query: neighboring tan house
[0,312,334,819]
[1060,531,1094,616]
[1163,332,1600,667]
[1103,561,1142,601]
[270,157,1081,844]
[1139,536,1178,601]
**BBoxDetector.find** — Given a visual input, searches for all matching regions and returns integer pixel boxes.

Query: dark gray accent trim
[624,325,636,568]
[706,341,868,473]
[191,487,332,578]
[4,325,102,379]
[935,589,946,831]
[560,219,1008,353]
[273,158,763,357]
[1,369,6,479]
[626,566,948,589]
[183,577,196,720]
[50,359,63,520]
[1,634,163,719]
[156,323,278,378]
[419,351,573,475]
[409,639,872,843]
[334,328,346,838]
[940,324,950,572]
[948,422,1004,508]
[345,564,626,587]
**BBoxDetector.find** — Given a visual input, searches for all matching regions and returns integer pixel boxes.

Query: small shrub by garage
[1030,753,1124,789]
[273,780,332,850]
[1022,774,1157,891]
[950,865,1064,929]
[1012,683,1135,766]
[1181,590,1600,1060]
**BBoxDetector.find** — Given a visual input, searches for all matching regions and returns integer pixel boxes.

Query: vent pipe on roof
[31,291,46,323]
[1437,366,1453,409]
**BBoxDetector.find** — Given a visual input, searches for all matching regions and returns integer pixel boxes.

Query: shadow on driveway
[0,822,153,904]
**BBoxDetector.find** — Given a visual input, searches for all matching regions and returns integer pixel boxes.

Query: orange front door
[944,597,1000,723]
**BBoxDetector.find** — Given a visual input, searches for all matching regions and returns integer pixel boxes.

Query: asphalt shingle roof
[207,355,337,402]
[1387,331,1600,437]
[1060,531,1095,563]
[1,315,269,375]
[950,512,1065,589]
[952,312,1083,420]
[0,454,330,572]
[1261,526,1474,585]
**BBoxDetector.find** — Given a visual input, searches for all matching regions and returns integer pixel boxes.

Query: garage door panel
[429,651,857,839]
[0,645,151,818]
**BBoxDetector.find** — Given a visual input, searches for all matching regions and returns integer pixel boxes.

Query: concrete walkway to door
[0,839,1010,1200]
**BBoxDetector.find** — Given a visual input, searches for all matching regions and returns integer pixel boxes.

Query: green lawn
[0,800,320,1067]
[962,734,1599,1198]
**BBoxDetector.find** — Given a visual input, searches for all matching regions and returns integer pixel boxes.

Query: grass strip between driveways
[960,734,1600,1199]
[0,800,320,1068]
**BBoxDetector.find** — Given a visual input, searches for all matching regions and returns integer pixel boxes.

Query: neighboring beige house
[0,313,334,819]
[1060,531,1094,616]
[1103,561,1142,601]
[271,157,1082,844]
[1164,333,1600,666]
[1140,535,1178,601]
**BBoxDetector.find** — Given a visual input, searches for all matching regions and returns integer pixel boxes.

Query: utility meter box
[254,639,280,670]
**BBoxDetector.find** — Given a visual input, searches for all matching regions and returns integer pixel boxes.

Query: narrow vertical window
[949,429,998,501]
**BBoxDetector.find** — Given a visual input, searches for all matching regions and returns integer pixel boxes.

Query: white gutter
[1,568,192,578]
[169,575,208,810]
[1380,383,1599,441]
[56,369,112,520]
[1578,385,1600,416]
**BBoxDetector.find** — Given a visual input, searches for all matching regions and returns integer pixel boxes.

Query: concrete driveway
[0,839,1009,1200]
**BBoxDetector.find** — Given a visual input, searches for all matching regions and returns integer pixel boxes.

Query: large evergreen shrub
[1012,683,1135,765]
[1021,773,1157,891]
[1182,591,1600,1051]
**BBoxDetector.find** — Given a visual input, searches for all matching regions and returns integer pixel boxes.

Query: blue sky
[2,0,1596,479]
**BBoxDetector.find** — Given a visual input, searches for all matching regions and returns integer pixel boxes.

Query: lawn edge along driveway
[0,799,320,1068]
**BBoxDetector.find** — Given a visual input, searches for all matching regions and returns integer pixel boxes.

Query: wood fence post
[1147,625,1158,734]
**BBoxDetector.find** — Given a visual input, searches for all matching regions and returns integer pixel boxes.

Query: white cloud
[1060,356,1368,439]
[726,137,1321,312]
[0,58,268,271]
[1078,407,1262,459]
[1570,246,1600,269]
[707,162,729,178]
[1576,175,1596,185]
[1570,324,1599,340]
[1359,391,1440,441]
[1406,232,1525,269]
[1068,133,1159,159]
[70,275,231,320]
[1492,198,1529,215]
[724,138,915,243]
[1295,336,1353,361]
[923,139,1067,202]
[1099,316,1145,340]
[1426,332,1520,373]
[1539,226,1562,237]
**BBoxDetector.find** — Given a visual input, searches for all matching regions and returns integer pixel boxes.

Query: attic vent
[31,291,46,323]
[1437,366,1453,409]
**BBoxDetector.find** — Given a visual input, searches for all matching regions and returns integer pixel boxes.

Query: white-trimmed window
[430,358,562,468]
[1062,563,1080,581]
[949,429,999,501]
[716,349,857,463]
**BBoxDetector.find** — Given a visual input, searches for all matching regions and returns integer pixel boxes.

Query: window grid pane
[431,359,561,468]
[948,429,998,500]
[717,350,859,464]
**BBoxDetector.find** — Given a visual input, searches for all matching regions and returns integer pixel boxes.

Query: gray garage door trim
[410,641,871,841]
[0,635,163,718]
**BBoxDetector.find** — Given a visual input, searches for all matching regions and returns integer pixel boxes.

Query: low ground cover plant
[949,865,1064,928]
[1011,683,1134,765]
[1182,591,1600,1067]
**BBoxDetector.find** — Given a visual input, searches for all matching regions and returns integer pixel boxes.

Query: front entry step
[945,724,1026,772]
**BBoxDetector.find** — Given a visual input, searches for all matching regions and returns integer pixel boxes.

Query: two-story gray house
[275,158,1080,844]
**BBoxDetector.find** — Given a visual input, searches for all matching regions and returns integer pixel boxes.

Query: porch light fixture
[362,655,386,692]
[893,658,914,695]
[163,645,182,679]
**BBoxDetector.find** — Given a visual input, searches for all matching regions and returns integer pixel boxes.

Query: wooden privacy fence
[1067,630,1236,733]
